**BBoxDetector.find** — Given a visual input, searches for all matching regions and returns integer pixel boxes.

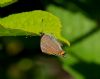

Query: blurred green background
[0,0,100,79]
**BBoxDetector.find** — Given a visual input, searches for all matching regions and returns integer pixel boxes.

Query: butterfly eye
[40,34,65,56]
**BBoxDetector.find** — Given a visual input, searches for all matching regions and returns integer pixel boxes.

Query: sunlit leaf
[0,10,70,46]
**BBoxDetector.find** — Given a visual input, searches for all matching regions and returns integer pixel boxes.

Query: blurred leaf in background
[45,0,100,79]
[0,0,17,7]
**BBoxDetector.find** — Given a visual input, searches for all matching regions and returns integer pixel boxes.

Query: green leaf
[0,10,70,46]
[0,24,32,36]
[0,0,17,7]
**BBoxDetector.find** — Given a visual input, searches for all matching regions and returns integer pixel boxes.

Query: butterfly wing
[40,34,64,56]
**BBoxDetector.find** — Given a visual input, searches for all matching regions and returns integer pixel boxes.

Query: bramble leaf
[0,10,70,46]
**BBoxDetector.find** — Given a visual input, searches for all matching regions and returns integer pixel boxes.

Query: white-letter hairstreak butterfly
[40,34,65,56]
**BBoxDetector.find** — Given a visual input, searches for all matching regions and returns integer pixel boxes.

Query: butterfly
[40,34,65,56]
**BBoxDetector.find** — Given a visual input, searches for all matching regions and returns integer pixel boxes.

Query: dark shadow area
[0,36,73,79]
[0,36,40,79]
[66,51,100,79]
[0,36,41,58]
[71,61,100,79]
[0,0,45,17]
[45,0,100,20]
